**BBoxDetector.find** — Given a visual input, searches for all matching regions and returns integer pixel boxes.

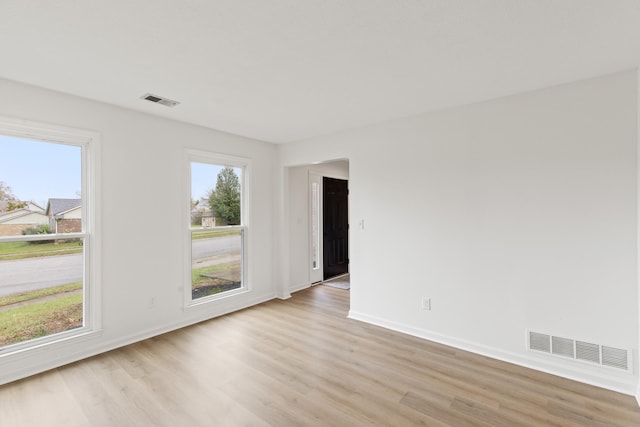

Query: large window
[0,117,99,352]
[186,150,248,306]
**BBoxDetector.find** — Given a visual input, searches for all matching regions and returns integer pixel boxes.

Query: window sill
[184,286,250,312]
[0,328,104,360]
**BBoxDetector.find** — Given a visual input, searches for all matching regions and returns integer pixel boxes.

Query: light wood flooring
[2,285,640,426]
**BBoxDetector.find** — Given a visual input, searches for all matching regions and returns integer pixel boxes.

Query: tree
[190,198,203,226]
[7,200,27,211]
[207,167,240,225]
[0,181,20,212]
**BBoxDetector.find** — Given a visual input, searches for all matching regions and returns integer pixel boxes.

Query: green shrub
[22,224,54,244]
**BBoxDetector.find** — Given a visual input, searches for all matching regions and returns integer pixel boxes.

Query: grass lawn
[192,264,238,287]
[0,240,83,261]
[0,285,82,347]
[192,263,241,298]
[0,282,82,308]
[191,229,240,241]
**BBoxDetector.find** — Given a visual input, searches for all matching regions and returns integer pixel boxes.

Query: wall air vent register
[527,331,630,372]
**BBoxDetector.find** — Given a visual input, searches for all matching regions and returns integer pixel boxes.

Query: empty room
[2,1,640,426]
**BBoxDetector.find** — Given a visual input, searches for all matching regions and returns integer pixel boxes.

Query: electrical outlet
[421,297,431,311]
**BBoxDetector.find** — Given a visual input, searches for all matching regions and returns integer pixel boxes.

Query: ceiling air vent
[141,93,180,108]
[527,330,631,372]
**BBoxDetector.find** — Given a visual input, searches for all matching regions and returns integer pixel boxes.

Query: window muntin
[0,122,97,351]
[187,152,248,305]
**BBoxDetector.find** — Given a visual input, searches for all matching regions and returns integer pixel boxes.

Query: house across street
[0,198,82,236]
[0,201,48,236]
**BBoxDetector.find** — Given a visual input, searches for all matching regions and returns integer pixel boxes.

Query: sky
[0,134,240,208]
[191,162,242,203]
[0,135,81,207]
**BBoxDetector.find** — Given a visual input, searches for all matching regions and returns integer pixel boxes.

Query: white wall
[287,166,309,292]
[637,69,640,407]
[288,161,349,292]
[0,78,276,384]
[278,70,639,394]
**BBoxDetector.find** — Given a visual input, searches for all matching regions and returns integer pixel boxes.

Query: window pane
[189,158,245,303]
[0,239,84,347]
[191,229,242,299]
[0,133,85,349]
[191,162,242,227]
[0,135,82,236]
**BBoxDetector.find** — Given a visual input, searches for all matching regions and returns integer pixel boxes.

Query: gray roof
[47,198,81,216]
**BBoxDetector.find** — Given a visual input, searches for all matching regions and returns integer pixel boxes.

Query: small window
[187,150,248,305]
[0,117,99,351]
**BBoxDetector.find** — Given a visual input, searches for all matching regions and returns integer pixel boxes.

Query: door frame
[308,171,323,284]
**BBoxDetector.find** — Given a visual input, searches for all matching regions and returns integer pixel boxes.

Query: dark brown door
[323,177,349,280]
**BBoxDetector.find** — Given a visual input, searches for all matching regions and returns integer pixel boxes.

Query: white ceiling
[1,1,640,144]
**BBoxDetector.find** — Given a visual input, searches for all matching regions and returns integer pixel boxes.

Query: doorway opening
[306,161,349,286]
[285,160,349,294]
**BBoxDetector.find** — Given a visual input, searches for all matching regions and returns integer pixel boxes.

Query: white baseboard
[289,281,310,294]
[276,290,291,300]
[0,292,275,386]
[636,384,640,407]
[348,310,638,397]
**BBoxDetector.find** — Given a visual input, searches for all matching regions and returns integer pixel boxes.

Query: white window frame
[184,149,250,309]
[0,116,101,355]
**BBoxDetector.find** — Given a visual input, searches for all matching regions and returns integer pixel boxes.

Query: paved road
[0,236,241,297]
[0,254,83,297]
[192,235,241,261]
